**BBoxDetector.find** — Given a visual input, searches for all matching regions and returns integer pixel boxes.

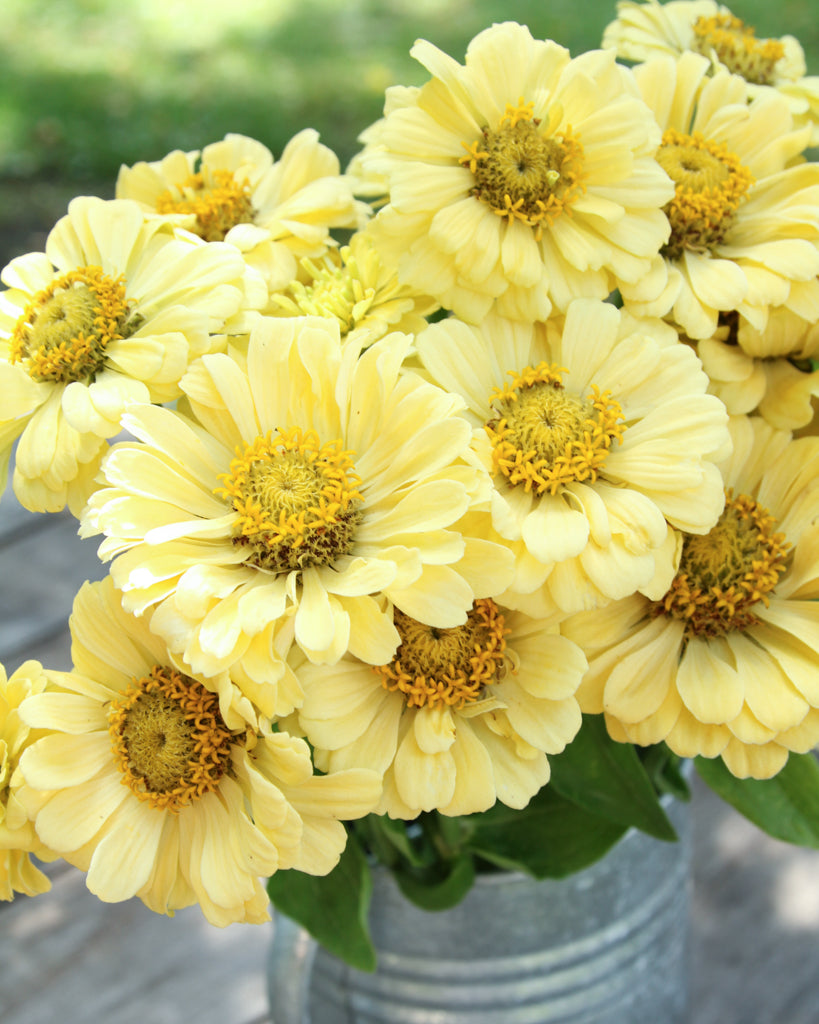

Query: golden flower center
[214,426,363,573]
[485,362,625,495]
[657,130,754,260]
[692,14,785,86]
[9,266,135,384]
[460,99,585,239]
[653,490,790,638]
[108,665,235,812]
[374,600,510,711]
[155,169,255,241]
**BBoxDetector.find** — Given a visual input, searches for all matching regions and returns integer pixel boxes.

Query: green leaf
[266,831,376,972]
[379,815,427,863]
[640,744,691,802]
[393,853,476,911]
[548,715,678,841]
[466,785,627,878]
[696,753,819,848]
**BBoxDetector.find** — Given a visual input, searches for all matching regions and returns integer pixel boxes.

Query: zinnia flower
[16,577,381,926]
[116,131,368,295]
[269,228,437,349]
[360,21,673,324]
[415,300,729,615]
[81,316,514,705]
[696,308,819,431]
[602,0,819,144]
[565,415,819,779]
[0,659,52,900]
[292,599,586,818]
[620,52,819,340]
[0,196,260,515]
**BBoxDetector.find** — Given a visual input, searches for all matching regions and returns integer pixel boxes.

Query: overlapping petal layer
[82,316,514,705]
[565,416,819,778]
[15,578,381,924]
[360,22,673,324]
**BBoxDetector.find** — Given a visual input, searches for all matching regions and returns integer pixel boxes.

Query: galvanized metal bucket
[267,792,691,1024]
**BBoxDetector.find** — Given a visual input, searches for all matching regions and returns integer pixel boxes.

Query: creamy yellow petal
[521,492,590,566]
[33,770,128,852]
[726,632,809,732]
[602,616,683,723]
[393,726,456,812]
[387,563,473,627]
[86,799,165,902]
[439,718,497,816]
[720,739,789,780]
[325,693,403,776]
[338,594,400,665]
[676,637,743,724]
[20,692,108,734]
[470,718,549,809]
[413,706,456,754]
[19,731,112,789]
[501,684,581,753]
[666,707,730,759]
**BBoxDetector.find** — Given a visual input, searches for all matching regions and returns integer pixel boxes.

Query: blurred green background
[1,0,816,265]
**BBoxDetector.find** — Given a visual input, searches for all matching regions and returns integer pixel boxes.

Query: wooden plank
[0,520,106,663]
[0,865,272,1024]
[0,481,105,666]
[690,772,819,1024]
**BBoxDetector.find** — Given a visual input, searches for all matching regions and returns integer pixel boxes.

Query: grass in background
[0,0,817,261]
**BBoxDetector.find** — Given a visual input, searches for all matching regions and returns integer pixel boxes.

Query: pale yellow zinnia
[359,21,673,324]
[0,196,262,515]
[81,317,514,706]
[602,0,819,145]
[620,52,819,340]
[566,415,819,779]
[0,659,52,900]
[116,131,369,295]
[268,227,438,348]
[16,577,381,926]
[696,307,819,431]
[415,300,729,616]
[292,599,586,818]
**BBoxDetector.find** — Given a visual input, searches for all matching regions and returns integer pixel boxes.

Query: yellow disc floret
[9,266,134,384]
[692,14,785,86]
[653,490,790,637]
[459,98,586,239]
[215,426,363,572]
[657,129,754,260]
[374,599,511,711]
[156,169,255,241]
[108,665,235,813]
[485,362,626,495]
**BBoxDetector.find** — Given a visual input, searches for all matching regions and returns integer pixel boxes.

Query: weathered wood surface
[1,481,818,1024]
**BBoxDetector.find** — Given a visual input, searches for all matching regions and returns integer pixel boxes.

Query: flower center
[108,665,235,812]
[9,266,135,384]
[691,14,785,86]
[374,599,510,711]
[653,491,790,638]
[155,170,255,241]
[460,99,585,238]
[657,130,754,260]
[282,250,372,334]
[485,362,625,495]
[214,427,363,573]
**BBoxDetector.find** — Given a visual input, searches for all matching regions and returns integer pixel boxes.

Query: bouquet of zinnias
[3,0,819,968]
